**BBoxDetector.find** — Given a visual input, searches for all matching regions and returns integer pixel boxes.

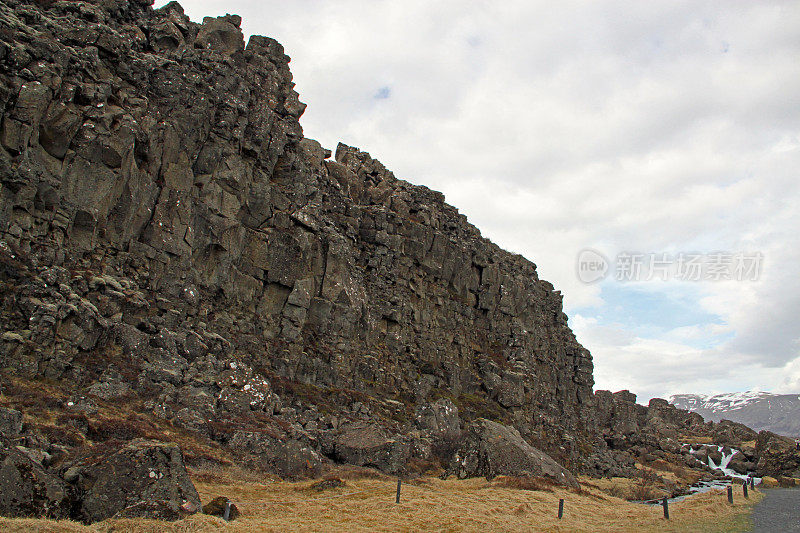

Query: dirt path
[751,487,800,532]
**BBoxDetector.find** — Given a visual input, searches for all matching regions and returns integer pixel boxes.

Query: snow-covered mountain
[670,391,800,437]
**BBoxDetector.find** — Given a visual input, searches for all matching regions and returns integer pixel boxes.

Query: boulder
[712,419,758,446]
[727,453,755,475]
[196,16,244,53]
[228,430,323,478]
[776,476,800,488]
[66,439,201,523]
[0,407,23,437]
[761,476,779,487]
[708,449,723,466]
[202,496,240,520]
[0,439,72,518]
[740,443,757,461]
[334,423,410,474]
[692,446,710,465]
[445,419,579,489]
[755,431,800,478]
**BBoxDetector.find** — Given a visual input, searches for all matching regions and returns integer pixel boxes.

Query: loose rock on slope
[63,439,201,522]
[0,437,72,519]
[446,419,579,489]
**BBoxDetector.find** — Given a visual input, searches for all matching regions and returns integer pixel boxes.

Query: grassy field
[0,469,762,533]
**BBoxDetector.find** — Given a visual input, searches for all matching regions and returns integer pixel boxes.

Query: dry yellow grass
[0,473,761,533]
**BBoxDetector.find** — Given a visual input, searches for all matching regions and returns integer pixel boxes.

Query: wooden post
[727,486,733,504]
[223,501,232,521]
[662,497,669,519]
[750,477,755,490]
[558,498,564,519]
[743,482,749,498]
[396,478,402,504]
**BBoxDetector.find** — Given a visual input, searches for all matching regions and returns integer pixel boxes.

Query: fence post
[750,476,755,490]
[743,482,749,499]
[558,498,564,519]
[223,501,232,521]
[727,486,733,504]
[396,478,402,504]
[662,497,669,519]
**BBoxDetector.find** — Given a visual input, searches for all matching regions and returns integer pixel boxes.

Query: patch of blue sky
[373,86,391,99]
[573,282,734,350]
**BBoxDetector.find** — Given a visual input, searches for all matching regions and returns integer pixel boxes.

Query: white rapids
[685,444,762,485]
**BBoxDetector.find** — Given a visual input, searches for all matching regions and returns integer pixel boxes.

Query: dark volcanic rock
[712,419,758,445]
[591,390,771,479]
[65,439,200,523]
[202,496,240,520]
[228,430,323,479]
[415,398,461,443]
[334,423,410,474]
[446,418,579,489]
[727,453,755,475]
[755,431,800,478]
[0,407,23,437]
[0,438,72,518]
[0,0,594,476]
[583,448,636,478]
[0,0,762,488]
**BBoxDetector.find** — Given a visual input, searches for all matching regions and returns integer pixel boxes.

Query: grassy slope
[0,474,761,532]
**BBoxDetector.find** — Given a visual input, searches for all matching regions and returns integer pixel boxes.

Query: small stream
[641,444,760,505]
[687,444,761,484]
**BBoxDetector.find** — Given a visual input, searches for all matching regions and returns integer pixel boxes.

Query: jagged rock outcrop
[333,423,411,474]
[445,418,579,489]
[0,0,775,498]
[0,0,595,478]
[591,390,761,480]
[1,434,201,523]
[63,439,200,522]
[415,398,461,455]
[755,431,800,478]
[228,429,323,478]
[0,437,72,518]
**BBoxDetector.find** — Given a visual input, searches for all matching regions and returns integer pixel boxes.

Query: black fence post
[727,486,733,504]
[396,478,402,504]
[743,482,749,498]
[558,498,564,519]
[750,476,755,490]
[662,497,669,519]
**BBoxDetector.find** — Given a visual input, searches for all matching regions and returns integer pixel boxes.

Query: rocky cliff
[2,2,798,522]
[0,0,596,477]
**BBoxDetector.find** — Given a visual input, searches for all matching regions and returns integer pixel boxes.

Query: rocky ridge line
[0,0,798,523]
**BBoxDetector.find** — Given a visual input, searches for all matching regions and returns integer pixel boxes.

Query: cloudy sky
[164,1,800,402]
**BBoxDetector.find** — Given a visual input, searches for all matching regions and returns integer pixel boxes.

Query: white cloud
[163,0,800,401]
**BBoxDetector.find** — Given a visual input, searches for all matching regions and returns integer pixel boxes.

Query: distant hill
[670,392,800,437]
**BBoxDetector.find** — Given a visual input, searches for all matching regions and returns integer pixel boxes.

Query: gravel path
[751,487,800,532]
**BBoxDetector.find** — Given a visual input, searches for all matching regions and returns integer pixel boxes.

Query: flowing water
[641,444,760,505]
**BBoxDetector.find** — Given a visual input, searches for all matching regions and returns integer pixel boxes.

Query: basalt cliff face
[4,3,794,515]
[0,0,597,477]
